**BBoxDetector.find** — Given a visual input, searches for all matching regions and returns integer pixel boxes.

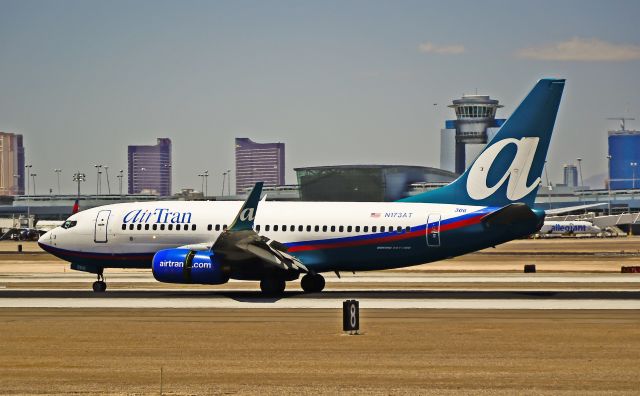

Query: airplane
[38,78,565,294]
[538,220,602,236]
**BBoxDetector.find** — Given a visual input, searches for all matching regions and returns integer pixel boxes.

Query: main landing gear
[260,276,286,295]
[92,271,107,293]
[301,273,325,293]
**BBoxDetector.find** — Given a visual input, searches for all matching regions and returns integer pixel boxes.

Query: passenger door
[426,213,441,247]
[94,210,111,243]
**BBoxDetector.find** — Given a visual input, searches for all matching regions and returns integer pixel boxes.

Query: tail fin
[400,78,565,207]
[228,182,263,231]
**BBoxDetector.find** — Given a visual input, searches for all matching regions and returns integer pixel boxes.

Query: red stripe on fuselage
[288,214,484,253]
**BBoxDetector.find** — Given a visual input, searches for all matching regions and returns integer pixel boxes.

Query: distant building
[440,94,505,174]
[295,165,456,202]
[563,164,578,187]
[235,138,285,192]
[128,138,172,196]
[0,132,25,196]
[609,128,640,190]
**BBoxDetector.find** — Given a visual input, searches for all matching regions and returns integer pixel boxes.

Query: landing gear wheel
[301,273,325,293]
[92,281,107,292]
[92,270,107,292]
[260,277,286,295]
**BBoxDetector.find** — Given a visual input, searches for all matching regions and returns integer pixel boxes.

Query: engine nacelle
[152,248,230,285]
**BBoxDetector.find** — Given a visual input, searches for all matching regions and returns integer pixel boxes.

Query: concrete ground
[0,309,639,395]
[1,238,640,394]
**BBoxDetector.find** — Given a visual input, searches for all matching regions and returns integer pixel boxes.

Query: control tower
[440,95,505,174]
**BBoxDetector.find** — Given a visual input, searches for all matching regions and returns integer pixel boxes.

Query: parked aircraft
[38,78,565,294]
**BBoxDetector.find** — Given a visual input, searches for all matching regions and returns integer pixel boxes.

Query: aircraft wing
[210,182,308,273]
[544,203,607,215]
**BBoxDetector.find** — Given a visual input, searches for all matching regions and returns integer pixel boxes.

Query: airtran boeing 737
[38,78,565,294]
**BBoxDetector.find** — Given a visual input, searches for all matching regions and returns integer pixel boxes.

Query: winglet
[227,182,263,231]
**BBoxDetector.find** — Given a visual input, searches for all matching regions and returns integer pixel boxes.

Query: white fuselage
[39,200,489,271]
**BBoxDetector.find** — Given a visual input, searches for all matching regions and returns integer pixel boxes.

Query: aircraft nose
[38,230,52,246]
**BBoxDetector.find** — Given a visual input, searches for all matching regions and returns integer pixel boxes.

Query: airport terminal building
[295,165,457,202]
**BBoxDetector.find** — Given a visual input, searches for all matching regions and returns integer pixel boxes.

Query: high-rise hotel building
[235,138,285,193]
[0,132,25,196]
[128,138,172,196]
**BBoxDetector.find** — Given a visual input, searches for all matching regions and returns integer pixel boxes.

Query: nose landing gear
[92,270,107,293]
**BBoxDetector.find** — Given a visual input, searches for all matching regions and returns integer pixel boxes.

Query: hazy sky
[1,0,639,195]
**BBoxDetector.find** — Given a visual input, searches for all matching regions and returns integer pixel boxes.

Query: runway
[1,288,639,309]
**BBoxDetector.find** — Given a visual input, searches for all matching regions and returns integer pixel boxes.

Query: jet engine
[152,248,230,285]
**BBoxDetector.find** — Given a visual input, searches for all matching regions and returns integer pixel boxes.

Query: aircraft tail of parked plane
[401,78,565,207]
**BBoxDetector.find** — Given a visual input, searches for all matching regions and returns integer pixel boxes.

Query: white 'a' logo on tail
[466,137,541,201]
[240,208,255,221]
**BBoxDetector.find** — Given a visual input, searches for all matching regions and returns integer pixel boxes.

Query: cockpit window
[61,220,77,229]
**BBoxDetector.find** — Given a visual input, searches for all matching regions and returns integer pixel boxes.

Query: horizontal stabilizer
[481,203,537,228]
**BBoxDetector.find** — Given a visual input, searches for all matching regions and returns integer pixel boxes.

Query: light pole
[73,171,86,197]
[606,155,612,215]
[30,173,37,196]
[117,170,124,196]
[54,169,62,195]
[631,162,638,189]
[204,170,209,197]
[221,171,227,196]
[104,166,111,194]
[576,158,584,204]
[94,164,102,195]
[227,169,231,196]
[197,173,205,194]
[543,161,552,210]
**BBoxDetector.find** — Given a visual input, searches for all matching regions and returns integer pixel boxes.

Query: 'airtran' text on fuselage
[123,208,192,224]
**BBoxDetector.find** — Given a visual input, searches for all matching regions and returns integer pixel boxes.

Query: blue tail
[400,78,565,207]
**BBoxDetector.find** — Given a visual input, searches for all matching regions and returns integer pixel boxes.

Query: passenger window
[168,224,172,231]
[364,226,369,232]
[256,225,261,232]
[153,224,158,231]
[274,225,279,231]
[355,226,360,232]
[331,226,336,232]
[322,225,327,232]
[207,224,212,231]
[314,225,319,232]
[298,225,303,232]
[129,224,134,230]
[265,225,270,231]
[372,226,377,232]
[223,224,227,230]
[121,224,126,230]
[144,224,150,230]
[192,224,196,231]
[405,226,411,232]
[397,226,402,233]
[215,224,220,231]
[347,226,352,232]
[290,225,295,231]
[282,225,287,232]
[176,224,181,231]
[339,226,344,232]
[137,224,142,230]
[380,226,385,232]
[306,225,311,232]
[185,225,189,232]
[160,224,165,231]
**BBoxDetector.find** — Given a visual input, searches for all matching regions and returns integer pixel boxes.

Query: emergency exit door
[94,210,111,243]
[427,213,441,247]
